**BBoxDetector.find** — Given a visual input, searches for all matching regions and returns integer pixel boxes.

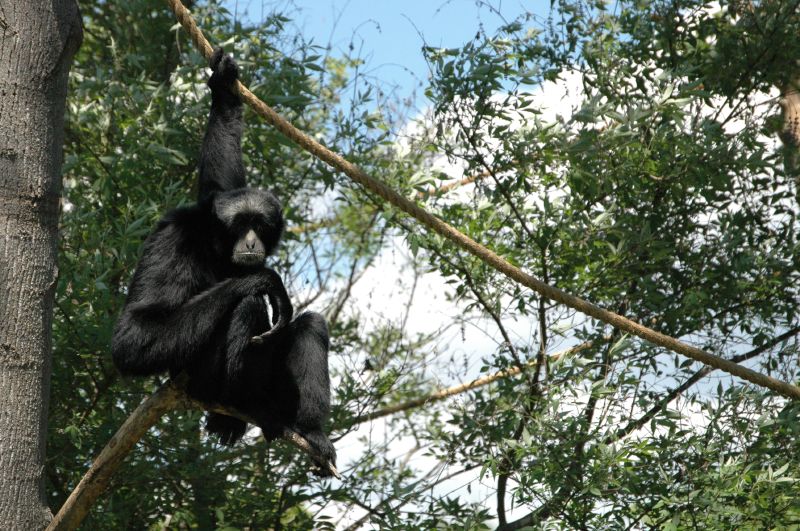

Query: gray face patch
[213,188,280,227]
[232,228,267,267]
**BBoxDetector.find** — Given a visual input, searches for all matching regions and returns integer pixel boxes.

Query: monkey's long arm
[197,47,246,202]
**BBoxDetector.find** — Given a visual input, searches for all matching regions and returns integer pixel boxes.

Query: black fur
[111,48,336,469]
[198,47,245,204]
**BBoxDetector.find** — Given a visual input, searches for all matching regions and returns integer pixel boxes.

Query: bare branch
[47,380,186,530]
[351,341,594,425]
[288,171,487,236]
[287,217,338,235]
[417,170,489,199]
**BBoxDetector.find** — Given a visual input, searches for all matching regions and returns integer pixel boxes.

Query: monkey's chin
[232,253,266,268]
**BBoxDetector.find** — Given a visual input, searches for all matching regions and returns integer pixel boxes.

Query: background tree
[0,0,81,527]
[47,0,800,529]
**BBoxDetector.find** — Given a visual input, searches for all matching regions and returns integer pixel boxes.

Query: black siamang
[111,48,336,468]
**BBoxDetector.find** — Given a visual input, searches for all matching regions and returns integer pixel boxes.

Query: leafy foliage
[48,0,800,529]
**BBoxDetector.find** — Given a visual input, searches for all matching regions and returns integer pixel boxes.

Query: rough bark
[0,0,82,528]
[780,78,800,178]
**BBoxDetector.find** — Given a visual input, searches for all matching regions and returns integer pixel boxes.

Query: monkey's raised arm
[197,47,246,203]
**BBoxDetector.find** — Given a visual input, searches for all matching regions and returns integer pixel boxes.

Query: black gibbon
[111,48,336,468]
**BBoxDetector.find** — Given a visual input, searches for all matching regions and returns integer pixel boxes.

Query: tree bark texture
[780,81,800,146]
[0,0,81,528]
[780,79,800,178]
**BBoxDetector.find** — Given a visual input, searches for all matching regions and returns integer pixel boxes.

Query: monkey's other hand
[209,47,239,87]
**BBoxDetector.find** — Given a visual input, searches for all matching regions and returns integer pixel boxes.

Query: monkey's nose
[245,236,257,250]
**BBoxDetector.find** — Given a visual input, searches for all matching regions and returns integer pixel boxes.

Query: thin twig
[350,341,594,425]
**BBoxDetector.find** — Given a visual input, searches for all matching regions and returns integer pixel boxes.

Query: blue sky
[228,0,548,104]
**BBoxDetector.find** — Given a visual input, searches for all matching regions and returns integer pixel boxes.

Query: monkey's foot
[297,429,337,475]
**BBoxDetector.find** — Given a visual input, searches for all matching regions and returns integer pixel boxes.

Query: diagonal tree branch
[350,341,595,426]
[50,327,794,531]
[47,376,339,531]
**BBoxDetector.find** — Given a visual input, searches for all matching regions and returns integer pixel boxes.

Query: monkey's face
[213,188,285,268]
[231,228,267,267]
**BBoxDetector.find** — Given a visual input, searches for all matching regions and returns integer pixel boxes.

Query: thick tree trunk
[0,0,81,528]
[780,79,800,181]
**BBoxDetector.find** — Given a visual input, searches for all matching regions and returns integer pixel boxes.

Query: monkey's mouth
[233,252,265,266]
